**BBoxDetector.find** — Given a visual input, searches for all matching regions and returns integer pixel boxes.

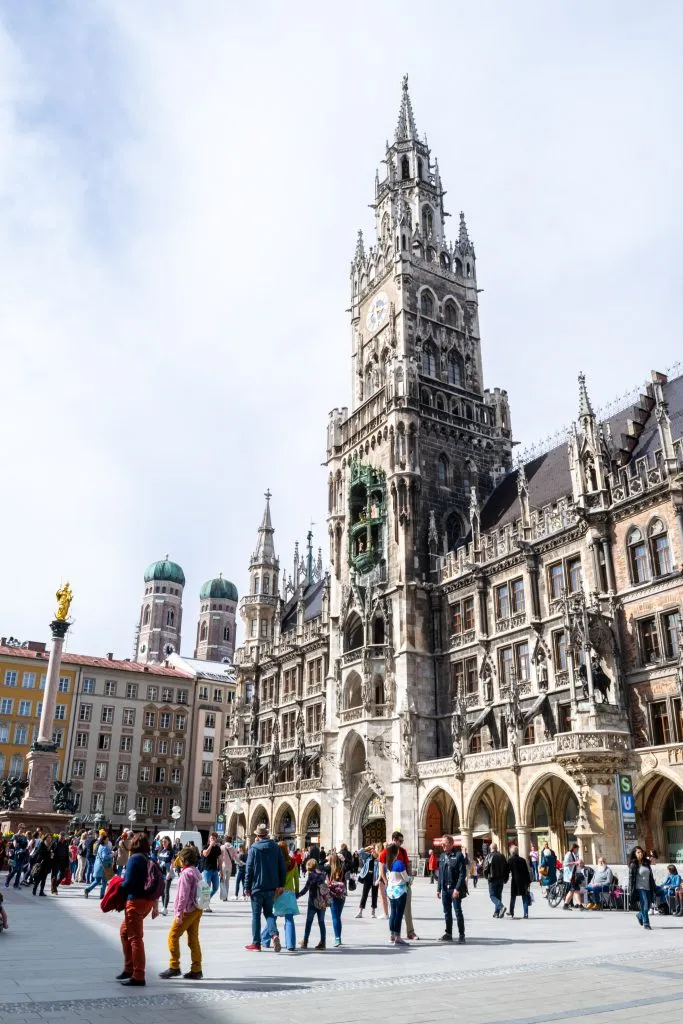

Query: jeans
[250,890,277,945]
[359,874,378,910]
[262,913,296,949]
[389,893,407,935]
[530,862,539,881]
[86,855,95,884]
[637,889,652,927]
[330,897,344,940]
[441,888,465,936]
[509,889,530,917]
[70,859,78,877]
[304,903,326,944]
[203,869,220,902]
[85,873,107,898]
[120,898,155,981]
[163,872,173,910]
[168,908,203,972]
[488,879,504,914]
[5,863,25,888]
[234,865,246,897]
[586,883,611,906]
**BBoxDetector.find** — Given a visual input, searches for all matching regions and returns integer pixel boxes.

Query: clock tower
[324,76,513,845]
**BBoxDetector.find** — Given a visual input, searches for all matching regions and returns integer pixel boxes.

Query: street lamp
[127,809,137,831]
[171,804,181,844]
[325,791,339,850]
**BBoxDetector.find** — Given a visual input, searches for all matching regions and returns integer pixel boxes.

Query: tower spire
[577,372,594,419]
[395,73,417,142]
[253,489,276,564]
[354,228,366,265]
[458,211,470,249]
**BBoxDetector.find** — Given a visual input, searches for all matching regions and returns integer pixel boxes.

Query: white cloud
[0,0,681,654]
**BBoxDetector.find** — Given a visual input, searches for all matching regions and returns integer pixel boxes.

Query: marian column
[21,583,73,814]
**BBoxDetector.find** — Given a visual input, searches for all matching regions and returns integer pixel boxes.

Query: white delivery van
[155,829,204,850]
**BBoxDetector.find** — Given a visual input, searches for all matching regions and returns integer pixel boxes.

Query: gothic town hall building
[222,78,683,866]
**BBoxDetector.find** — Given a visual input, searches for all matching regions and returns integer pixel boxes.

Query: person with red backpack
[117,833,163,987]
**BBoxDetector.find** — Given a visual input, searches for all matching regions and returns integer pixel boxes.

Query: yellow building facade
[0,642,78,783]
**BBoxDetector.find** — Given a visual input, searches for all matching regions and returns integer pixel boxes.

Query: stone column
[459,825,473,862]
[516,824,531,862]
[22,618,70,815]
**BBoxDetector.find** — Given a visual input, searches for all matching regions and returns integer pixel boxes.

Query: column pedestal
[516,824,531,861]
[21,747,60,814]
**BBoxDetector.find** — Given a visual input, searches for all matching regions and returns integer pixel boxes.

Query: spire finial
[253,490,276,564]
[578,372,594,418]
[459,211,469,246]
[395,74,417,141]
[355,228,365,264]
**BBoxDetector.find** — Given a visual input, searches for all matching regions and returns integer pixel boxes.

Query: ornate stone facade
[222,78,683,865]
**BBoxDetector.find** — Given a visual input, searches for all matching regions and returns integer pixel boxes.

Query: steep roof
[280,578,325,633]
[0,644,191,676]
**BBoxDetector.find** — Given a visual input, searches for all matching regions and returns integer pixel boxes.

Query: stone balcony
[339,704,388,724]
[341,644,387,667]
[494,613,527,634]
[450,629,476,650]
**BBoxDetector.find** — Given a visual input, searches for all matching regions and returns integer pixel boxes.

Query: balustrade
[340,706,364,723]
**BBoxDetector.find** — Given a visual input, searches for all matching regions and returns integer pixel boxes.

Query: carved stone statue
[537,652,549,689]
[401,708,416,774]
[591,655,612,703]
[296,705,306,755]
[0,776,27,810]
[52,780,77,813]
[55,582,73,622]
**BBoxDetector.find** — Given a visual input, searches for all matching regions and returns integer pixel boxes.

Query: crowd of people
[1,822,680,983]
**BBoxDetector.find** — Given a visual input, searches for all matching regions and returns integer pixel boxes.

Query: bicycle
[547,879,569,908]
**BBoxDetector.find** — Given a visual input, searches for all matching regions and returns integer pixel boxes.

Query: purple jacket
[174,866,201,919]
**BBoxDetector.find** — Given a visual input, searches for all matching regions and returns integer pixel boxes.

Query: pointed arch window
[401,156,410,180]
[446,513,461,551]
[421,344,437,378]
[444,301,458,327]
[447,351,462,386]
[420,291,434,317]
[422,205,433,237]
[381,212,390,239]
[143,605,151,626]
[253,576,260,595]
[438,455,449,485]
[262,575,270,595]
[627,527,649,584]
[649,519,672,577]
[200,621,208,642]
[435,393,445,411]
[166,610,174,627]
[223,625,230,642]
[417,157,423,179]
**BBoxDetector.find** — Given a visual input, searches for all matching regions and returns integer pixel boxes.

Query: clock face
[365,292,389,333]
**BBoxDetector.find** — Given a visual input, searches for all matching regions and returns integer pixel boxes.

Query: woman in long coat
[539,841,557,897]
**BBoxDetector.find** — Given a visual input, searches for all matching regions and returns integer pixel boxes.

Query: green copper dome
[200,575,238,602]
[144,558,186,587]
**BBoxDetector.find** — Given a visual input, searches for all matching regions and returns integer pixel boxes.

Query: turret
[241,491,280,652]
[136,557,185,663]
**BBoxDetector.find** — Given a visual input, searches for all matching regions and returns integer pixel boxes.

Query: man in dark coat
[436,835,468,943]
[31,835,54,896]
[507,844,532,918]
[483,842,510,918]
[51,834,70,893]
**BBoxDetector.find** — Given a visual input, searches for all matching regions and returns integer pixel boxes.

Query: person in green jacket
[262,841,299,951]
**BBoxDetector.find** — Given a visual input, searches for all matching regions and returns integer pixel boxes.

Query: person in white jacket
[219,837,237,901]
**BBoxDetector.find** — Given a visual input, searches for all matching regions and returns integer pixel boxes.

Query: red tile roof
[0,645,191,677]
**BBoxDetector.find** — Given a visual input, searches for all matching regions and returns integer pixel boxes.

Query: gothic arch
[520,766,578,825]
[341,729,366,772]
[344,613,364,652]
[419,783,461,831]
[300,799,321,837]
[464,776,518,831]
[419,287,437,318]
[273,801,297,838]
[248,803,269,835]
[343,670,363,709]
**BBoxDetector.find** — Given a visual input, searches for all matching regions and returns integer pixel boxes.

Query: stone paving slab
[1,876,683,1022]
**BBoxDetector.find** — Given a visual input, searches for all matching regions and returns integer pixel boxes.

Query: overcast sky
[1,1,681,657]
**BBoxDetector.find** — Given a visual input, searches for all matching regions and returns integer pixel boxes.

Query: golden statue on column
[55,582,73,622]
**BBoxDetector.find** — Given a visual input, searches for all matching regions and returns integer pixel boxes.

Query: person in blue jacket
[539,841,557,897]
[244,823,286,951]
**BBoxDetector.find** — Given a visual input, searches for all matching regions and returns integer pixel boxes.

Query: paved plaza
[2,877,683,1023]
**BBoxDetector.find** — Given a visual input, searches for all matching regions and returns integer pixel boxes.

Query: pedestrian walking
[31,834,54,896]
[484,842,509,918]
[69,837,79,880]
[355,845,379,918]
[51,834,70,893]
[76,832,88,882]
[234,844,247,899]
[201,833,222,913]
[378,831,418,939]
[4,829,29,890]
[386,845,410,945]
[84,831,113,899]
[538,841,557,897]
[118,832,161,986]
[529,844,539,882]
[262,842,300,952]
[507,844,532,918]
[629,846,656,930]
[298,858,329,949]
[437,834,467,943]
[244,823,287,951]
[219,836,237,901]
[159,844,204,980]
[428,848,439,884]
[116,830,133,877]
[157,836,174,916]
[325,851,347,947]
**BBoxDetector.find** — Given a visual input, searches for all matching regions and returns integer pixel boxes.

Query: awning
[523,694,547,725]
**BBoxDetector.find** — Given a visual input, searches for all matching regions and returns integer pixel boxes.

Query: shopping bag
[219,878,228,901]
[273,890,299,916]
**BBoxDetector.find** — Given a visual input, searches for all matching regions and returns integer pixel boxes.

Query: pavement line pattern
[0,944,680,1014]
[480,990,683,1024]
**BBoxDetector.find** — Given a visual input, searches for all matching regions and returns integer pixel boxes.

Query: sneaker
[334,937,341,947]
[563,904,572,910]
[299,940,308,949]
[161,908,168,916]
[315,942,326,950]
[394,937,408,945]
[457,935,466,944]
[439,933,453,942]
[159,969,182,979]
[636,913,643,926]
[245,943,261,951]
[407,932,419,940]
[120,978,145,987]
[371,910,376,919]
[83,891,89,899]
[498,908,506,918]
[184,971,203,979]
[355,910,363,919]
[115,972,132,980]
[273,936,281,953]
[644,924,652,931]
[205,907,213,913]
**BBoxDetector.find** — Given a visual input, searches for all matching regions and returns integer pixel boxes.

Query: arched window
[422,343,437,377]
[447,351,462,386]
[200,621,208,642]
[223,625,230,642]
[143,605,151,626]
[417,157,423,179]
[345,615,364,652]
[262,575,270,595]
[464,403,473,421]
[454,257,463,276]
[401,234,407,251]
[381,212,390,239]
[649,518,672,577]
[166,610,174,627]
[422,206,433,237]
[374,674,385,706]
[373,617,385,645]
[420,388,432,406]
[445,513,461,551]
[627,527,650,584]
[420,291,434,317]
[253,576,260,595]
[435,393,445,411]
[444,301,458,327]
[401,156,410,180]
[438,455,449,485]
[466,261,472,277]
[441,252,451,270]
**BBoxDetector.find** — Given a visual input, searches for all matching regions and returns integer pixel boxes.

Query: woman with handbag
[262,842,299,952]
[325,851,347,947]
[84,831,113,899]
[538,842,557,897]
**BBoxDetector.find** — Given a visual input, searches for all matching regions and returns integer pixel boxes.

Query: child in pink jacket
[159,845,203,980]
